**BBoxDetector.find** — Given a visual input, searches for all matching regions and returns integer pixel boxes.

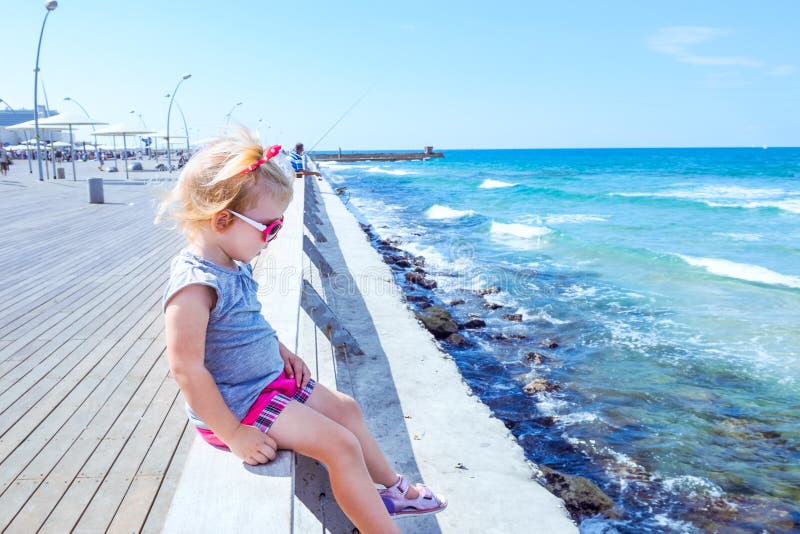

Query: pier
[311,146,444,162]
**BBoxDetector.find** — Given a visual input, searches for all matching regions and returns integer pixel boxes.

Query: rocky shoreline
[355,220,800,532]
[357,222,621,524]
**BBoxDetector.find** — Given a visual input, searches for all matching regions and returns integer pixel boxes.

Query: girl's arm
[165,284,277,465]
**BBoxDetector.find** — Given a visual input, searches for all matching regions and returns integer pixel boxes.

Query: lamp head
[182,73,192,80]
[64,96,71,101]
[45,1,57,11]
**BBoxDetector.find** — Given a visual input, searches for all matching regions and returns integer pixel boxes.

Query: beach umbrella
[34,112,108,180]
[93,121,156,179]
[150,129,188,161]
[5,118,70,179]
[4,119,40,171]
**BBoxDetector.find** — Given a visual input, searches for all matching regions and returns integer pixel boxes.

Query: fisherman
[289,143,321,179]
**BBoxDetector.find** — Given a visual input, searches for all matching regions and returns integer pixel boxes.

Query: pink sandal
[379,475,448,517]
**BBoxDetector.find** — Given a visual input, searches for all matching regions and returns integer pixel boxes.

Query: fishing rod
[308,83,376,153]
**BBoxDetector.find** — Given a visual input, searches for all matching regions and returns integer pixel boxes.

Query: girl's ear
[212,210,232,232]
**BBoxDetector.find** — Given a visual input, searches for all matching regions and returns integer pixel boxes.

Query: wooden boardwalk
[0,174,190,533]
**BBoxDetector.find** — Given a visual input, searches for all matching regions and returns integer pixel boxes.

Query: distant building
[0,106,64,145]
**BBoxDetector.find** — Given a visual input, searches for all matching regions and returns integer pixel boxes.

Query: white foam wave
[479,179,518,189]
[529,310,570,325]
[677,254,800,289]
[425,204,476,220]
[490,221,552,239]
[317,162,367,170]
[714,232,763,242]
[612,185,800,213]
[557,412,598,425]
[545,214,607,224]
[366,166,414,176]
[662,475,724,499]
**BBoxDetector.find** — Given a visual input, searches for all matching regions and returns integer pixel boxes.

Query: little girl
[157,130,446,533]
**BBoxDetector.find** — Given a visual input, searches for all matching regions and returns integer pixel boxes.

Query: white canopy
[93,121,156,136]
[36,111,108,127]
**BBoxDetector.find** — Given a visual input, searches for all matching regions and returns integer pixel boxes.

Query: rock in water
[405,272,438,289]
[525,351,547,364]
[460,319,486,329]
[523,378,560,394]
[416,306,459,339]
[445,333,469,347]
[537,465,621,520]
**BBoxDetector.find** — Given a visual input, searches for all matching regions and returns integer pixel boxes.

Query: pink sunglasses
[228,210,284,242]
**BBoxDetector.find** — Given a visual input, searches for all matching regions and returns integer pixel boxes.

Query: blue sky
[3,1,798,149]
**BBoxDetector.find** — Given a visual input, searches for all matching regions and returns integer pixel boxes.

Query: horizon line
[311,145,800,153]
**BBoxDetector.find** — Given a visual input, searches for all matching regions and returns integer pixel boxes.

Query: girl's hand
[281,351,311,388]
[228,424,278,465]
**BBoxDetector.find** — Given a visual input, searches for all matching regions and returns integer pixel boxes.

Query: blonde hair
[155,129,294,240]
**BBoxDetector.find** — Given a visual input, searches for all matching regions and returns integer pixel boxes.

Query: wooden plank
[139,418,193,534]
[73,382,180,532]
[0,281,166,443]
[0,233,172,357]
[0,250,168,380]
[0,340,167,531]
[106,393,187,533]
[39,372,175,533]
[0,229,175,338]
[0,269,165,414]
[0,335,162,493]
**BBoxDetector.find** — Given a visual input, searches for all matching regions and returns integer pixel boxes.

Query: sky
[2,0,799,150]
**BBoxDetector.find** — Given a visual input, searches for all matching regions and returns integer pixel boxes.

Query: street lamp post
[167,73,191,172]
[224,102,242,125]
[130,110,150,156]
[33,0,58,181]
[0,98,34,173]
[165,94,191,154]
[64,96,98,170]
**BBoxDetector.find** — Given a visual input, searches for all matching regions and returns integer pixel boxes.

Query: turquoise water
[318,148,800,532]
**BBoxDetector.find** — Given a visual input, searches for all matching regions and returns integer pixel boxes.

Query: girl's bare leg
[268,401,400,534]
[305,385,419,496]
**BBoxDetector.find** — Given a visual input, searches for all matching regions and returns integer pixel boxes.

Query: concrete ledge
[313,176,578,533]
[162,441,293,533]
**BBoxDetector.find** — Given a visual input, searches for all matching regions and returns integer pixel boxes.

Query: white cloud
[649,26,761,69]
[648,26,721,55]
[768,64,795,76]
[678,55,763,68]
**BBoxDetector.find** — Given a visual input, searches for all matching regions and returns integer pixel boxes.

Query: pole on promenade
[64,96,99,174]
[167,73,191,173]
[224,102,242,126]
[33,0,58,182]
[164,94,191,156]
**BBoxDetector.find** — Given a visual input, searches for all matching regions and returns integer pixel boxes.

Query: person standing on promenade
[96,149,104,171]
[289,142,321,178]
[156,130,446,534]
[0,146,9,176]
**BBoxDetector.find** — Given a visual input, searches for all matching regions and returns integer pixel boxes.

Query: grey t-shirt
[163,250,284,428]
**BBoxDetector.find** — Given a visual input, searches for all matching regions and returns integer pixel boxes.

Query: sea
[317,148,800,533]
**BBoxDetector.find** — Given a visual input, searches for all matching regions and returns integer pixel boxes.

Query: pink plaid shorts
[196,370,316,449]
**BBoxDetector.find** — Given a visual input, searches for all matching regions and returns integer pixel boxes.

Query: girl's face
[220,191,289,263]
